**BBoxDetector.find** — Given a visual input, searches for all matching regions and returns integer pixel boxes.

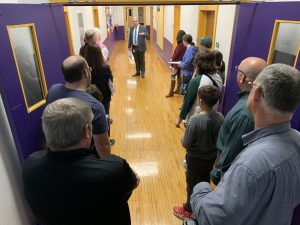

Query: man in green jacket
[210,57,267,185]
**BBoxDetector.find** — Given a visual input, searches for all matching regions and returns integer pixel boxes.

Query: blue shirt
[47,84,108,135]
[191,122,300,225]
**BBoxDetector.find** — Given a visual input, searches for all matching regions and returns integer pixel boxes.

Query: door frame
[123,5,147,41]
[92,6,100,28]
[197,5,218,50]
[173,5,181,52]
[63,6,75,55]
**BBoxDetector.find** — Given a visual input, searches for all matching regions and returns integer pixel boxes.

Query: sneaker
[183,160,187,169]
[109,118,113,124]
[173,205,193,220]
[110,139,115,146]
[132,73,140,77]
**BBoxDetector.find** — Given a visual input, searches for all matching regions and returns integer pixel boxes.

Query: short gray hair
[84,29,96,43]
[42,98,94,150]
[255,64,300,113]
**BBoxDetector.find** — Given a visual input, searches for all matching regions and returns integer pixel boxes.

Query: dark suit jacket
[128,25,149,52]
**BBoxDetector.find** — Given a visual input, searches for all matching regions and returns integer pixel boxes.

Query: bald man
[128,17,149,78]
[47,56,111,159]
[210,57,267,185]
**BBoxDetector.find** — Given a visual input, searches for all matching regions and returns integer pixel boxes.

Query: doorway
[197,5,218,49]
[123,6,146,40]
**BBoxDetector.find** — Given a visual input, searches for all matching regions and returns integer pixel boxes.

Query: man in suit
[128,17,149,78]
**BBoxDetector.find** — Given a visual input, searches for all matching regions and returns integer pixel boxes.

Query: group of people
[172,50,300,224]
[21,20,300,225]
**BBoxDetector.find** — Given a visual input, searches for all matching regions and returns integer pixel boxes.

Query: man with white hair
[128,16,149,78]
[23,98,139,225]
[191,64,300,225]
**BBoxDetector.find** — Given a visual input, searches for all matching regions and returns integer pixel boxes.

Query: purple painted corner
[114,25,125,40]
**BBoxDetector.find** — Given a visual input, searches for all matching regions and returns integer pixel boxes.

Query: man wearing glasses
[191,63,300,225]
[210,57,267,185]
[47,55,111,159]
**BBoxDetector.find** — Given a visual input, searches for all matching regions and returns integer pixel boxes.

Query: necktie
[134,27,138,46]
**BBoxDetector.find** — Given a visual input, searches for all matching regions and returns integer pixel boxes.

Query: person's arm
[139,26,149,38]
[182,117,198,149]
[121,159,140,202]
[178,77,201,120]
[106,65,113,82]
[128,28,132,49]
[93,132,111,159]
[92,102,111,158]
[191,163,259,225]
[179,48,193,69]
[219,114,254,172]
[172,43,186,61]
[178,50,189,69]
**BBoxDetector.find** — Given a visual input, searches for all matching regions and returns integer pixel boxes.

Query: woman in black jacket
[84,44,113,115]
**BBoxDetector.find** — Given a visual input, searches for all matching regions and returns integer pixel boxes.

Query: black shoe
[110,139,115,146]
[132,73,140,77]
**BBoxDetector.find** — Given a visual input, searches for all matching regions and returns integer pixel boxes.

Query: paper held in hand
[128,50,135,64]
[169,61,181,64]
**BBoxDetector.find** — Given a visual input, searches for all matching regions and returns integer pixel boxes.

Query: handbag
[108,79,115,95]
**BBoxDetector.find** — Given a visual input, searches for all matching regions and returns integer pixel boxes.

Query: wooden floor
[109,40,187,225]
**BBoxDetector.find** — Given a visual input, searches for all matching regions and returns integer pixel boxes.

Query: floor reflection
[130,162,158,177]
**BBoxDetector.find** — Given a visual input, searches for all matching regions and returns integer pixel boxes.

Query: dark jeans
[132,46,145,74]
[184,154,216,211]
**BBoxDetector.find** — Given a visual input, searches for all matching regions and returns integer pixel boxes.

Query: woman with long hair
[213,50,226,84]
[166,30,187,97]
[84,44,113,115]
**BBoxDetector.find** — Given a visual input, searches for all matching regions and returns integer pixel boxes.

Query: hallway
[109,40,187,224]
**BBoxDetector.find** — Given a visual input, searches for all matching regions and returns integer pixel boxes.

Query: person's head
[198,85,220,108]
[213,50,225,69]
[84,29,97,44]
[194,50,216,75]
[86,84,103,102]
[176,30,186,44]
[247,64,300,119]
[61,55,92,86]
[132,17,139,27]
[182,34,193,46]
[42,98,94,151]
[196,36,212,49]
[235,57,267,91]
[84,44,105,71]
[93,27,101,41]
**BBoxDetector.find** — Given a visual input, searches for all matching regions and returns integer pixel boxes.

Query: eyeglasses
[248,81,264,98]
[235,66,247,78]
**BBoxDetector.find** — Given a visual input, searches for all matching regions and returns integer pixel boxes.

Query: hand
[132,169,140,188]
[175,118,182,128]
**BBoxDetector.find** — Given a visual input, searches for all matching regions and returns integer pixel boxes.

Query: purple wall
[223,3,300,223]
[0,4,69,161]
[152,28,173,69]
[104,30,117,60]
[114,25,124,40]
[146,25,150,40]
[154,37,173,67]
